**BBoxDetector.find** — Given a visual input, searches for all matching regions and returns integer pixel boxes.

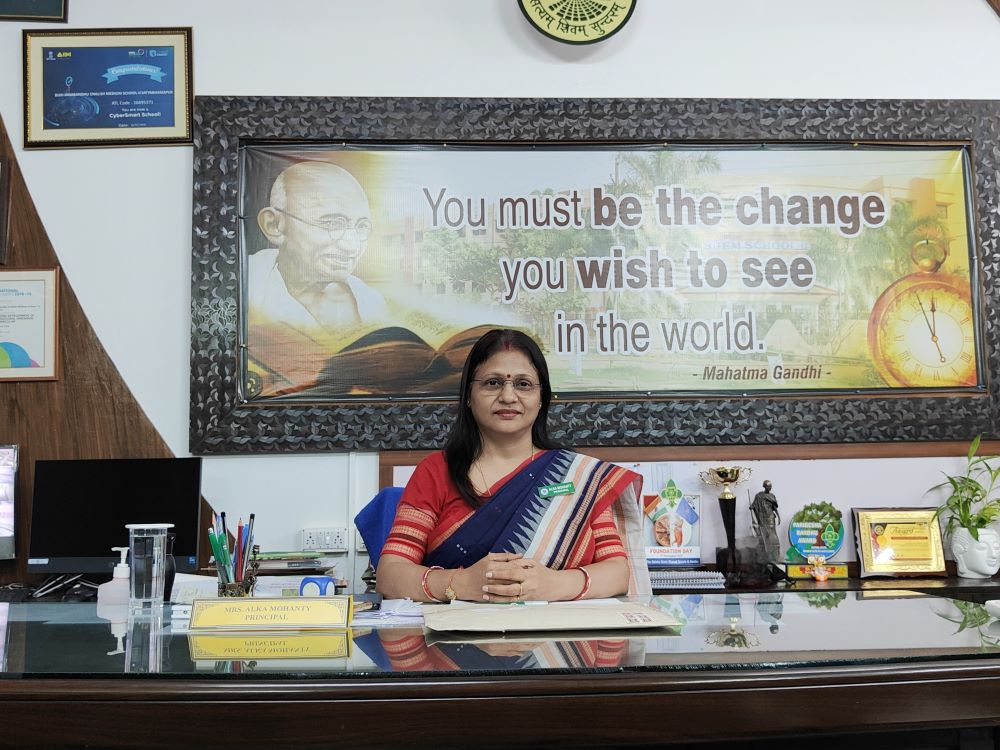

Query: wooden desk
[3,593,1000,749]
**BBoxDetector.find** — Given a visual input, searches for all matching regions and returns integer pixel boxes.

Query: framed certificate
[852,508,947,578]
[0,1,67,22]
[23,27,192,148]
[0,267,59,380]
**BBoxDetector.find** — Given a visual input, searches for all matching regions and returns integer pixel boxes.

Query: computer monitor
[27,457,202,577]
[0,603,8,671]
[0,446,16,561]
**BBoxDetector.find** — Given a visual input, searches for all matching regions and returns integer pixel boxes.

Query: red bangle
[571,567,591,601]
[421,565,444,602]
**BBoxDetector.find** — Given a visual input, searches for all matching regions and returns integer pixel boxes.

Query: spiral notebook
[649,570,726,589]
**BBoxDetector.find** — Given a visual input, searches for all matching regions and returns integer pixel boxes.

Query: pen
[234,518,244,582]
[219,512,232,579]
[243,513,255,574]
[240,524,250,577]
[207,527,228,583]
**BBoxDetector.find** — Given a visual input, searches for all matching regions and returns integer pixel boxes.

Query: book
[314,321,499,395]
[643,485,703,569]
[255,551,322,561]
[257,556,338,571]
[248,299,524,398]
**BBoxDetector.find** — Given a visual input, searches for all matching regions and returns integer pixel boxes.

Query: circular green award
[787,501,845,561]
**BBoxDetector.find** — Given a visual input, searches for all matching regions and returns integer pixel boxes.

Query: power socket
[300,526,348,552]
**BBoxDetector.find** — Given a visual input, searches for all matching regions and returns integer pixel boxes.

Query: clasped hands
[455,551,558,602]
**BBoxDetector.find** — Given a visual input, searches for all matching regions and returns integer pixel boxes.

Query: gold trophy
[699,466,752,581]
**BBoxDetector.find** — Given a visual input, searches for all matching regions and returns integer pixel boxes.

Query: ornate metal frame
[191,97,1000,454]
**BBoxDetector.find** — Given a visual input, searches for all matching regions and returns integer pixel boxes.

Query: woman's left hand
[481,557,563,601]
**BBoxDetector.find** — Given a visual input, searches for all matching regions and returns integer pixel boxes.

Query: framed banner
[852,508,947,578]
[190,98,1000,454]
[0,267,59,380]
[238,142,983,401]
[23,27,192,148]
[0,0,66,22]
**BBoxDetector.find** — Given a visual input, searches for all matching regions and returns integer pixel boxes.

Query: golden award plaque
[852,508,946,578]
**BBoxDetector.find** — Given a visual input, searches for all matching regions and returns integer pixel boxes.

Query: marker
[207,528,228,583]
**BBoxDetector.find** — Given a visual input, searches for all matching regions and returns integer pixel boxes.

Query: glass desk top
[2,591,999,678]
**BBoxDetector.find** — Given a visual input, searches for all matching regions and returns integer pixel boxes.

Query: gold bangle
[444,567,463,601]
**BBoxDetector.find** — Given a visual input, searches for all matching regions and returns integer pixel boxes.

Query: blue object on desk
[354,486,404,568]
[299,576,335,596]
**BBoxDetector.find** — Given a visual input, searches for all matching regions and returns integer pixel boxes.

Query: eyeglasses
[273,207,373,242]
[472,377,541,395]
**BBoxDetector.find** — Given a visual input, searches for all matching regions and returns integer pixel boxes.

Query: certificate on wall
[0,268,59,380]
[852,508,946,578]
[23,27,192,148]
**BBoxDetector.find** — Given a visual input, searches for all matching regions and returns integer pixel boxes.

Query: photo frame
[23,27,192,148]
[0,154,10,265]
[0,0,66,22]
[852,507,947,578]
[190,98,1000,454]
[0,444,18,561]
[0,267,59,381]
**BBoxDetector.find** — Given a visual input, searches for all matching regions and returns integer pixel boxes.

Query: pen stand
[216,547,260,598]
[218,576,256,598]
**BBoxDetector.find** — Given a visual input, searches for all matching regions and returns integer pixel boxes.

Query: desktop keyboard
[0,586,32,602]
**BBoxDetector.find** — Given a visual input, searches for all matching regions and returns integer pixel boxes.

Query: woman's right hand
[453,552,522,600]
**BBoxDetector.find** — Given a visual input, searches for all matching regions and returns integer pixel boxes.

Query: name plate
[189,596,353,630]
[188,632,351,660]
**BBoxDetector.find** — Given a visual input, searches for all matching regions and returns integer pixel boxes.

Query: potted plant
[932,435,1000,579]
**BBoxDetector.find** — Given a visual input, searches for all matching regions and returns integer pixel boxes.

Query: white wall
[1,1,998,587]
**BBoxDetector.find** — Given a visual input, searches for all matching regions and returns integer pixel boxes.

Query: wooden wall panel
[0,117,208,584]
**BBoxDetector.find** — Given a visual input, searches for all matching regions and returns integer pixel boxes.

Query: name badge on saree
[538,482,575,498]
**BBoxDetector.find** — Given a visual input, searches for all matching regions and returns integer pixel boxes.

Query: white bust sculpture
[952,527,1000,578]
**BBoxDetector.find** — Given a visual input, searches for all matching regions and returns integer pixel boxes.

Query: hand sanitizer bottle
[97,546,130,606]
[97,547,130,657]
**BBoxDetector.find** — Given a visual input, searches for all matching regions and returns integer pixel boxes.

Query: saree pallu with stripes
[424,449,650,596]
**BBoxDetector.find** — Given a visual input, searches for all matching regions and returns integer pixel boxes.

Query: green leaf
[969,434,982,462]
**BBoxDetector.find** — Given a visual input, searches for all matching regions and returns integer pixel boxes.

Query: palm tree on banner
[604,149,722,319]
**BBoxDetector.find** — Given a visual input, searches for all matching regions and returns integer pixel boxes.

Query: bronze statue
[750,480,781,563]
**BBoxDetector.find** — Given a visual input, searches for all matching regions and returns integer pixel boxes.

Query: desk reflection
[369,630,632,672]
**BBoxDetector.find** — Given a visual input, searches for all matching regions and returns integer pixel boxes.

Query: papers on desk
[170,573,220,604]
[352,598,425,626]
[423,599,680,633]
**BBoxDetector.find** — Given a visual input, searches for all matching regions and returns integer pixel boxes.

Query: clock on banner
[867,239,979,388]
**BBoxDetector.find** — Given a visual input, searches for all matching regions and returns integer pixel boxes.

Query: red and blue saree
[383,449,649,595]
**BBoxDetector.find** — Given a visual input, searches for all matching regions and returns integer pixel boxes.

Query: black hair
[444,329,557,508]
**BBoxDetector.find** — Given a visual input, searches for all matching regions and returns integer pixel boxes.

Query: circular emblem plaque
[518,0,637,45]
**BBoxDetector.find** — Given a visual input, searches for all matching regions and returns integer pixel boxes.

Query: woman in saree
[376,328,646,602]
